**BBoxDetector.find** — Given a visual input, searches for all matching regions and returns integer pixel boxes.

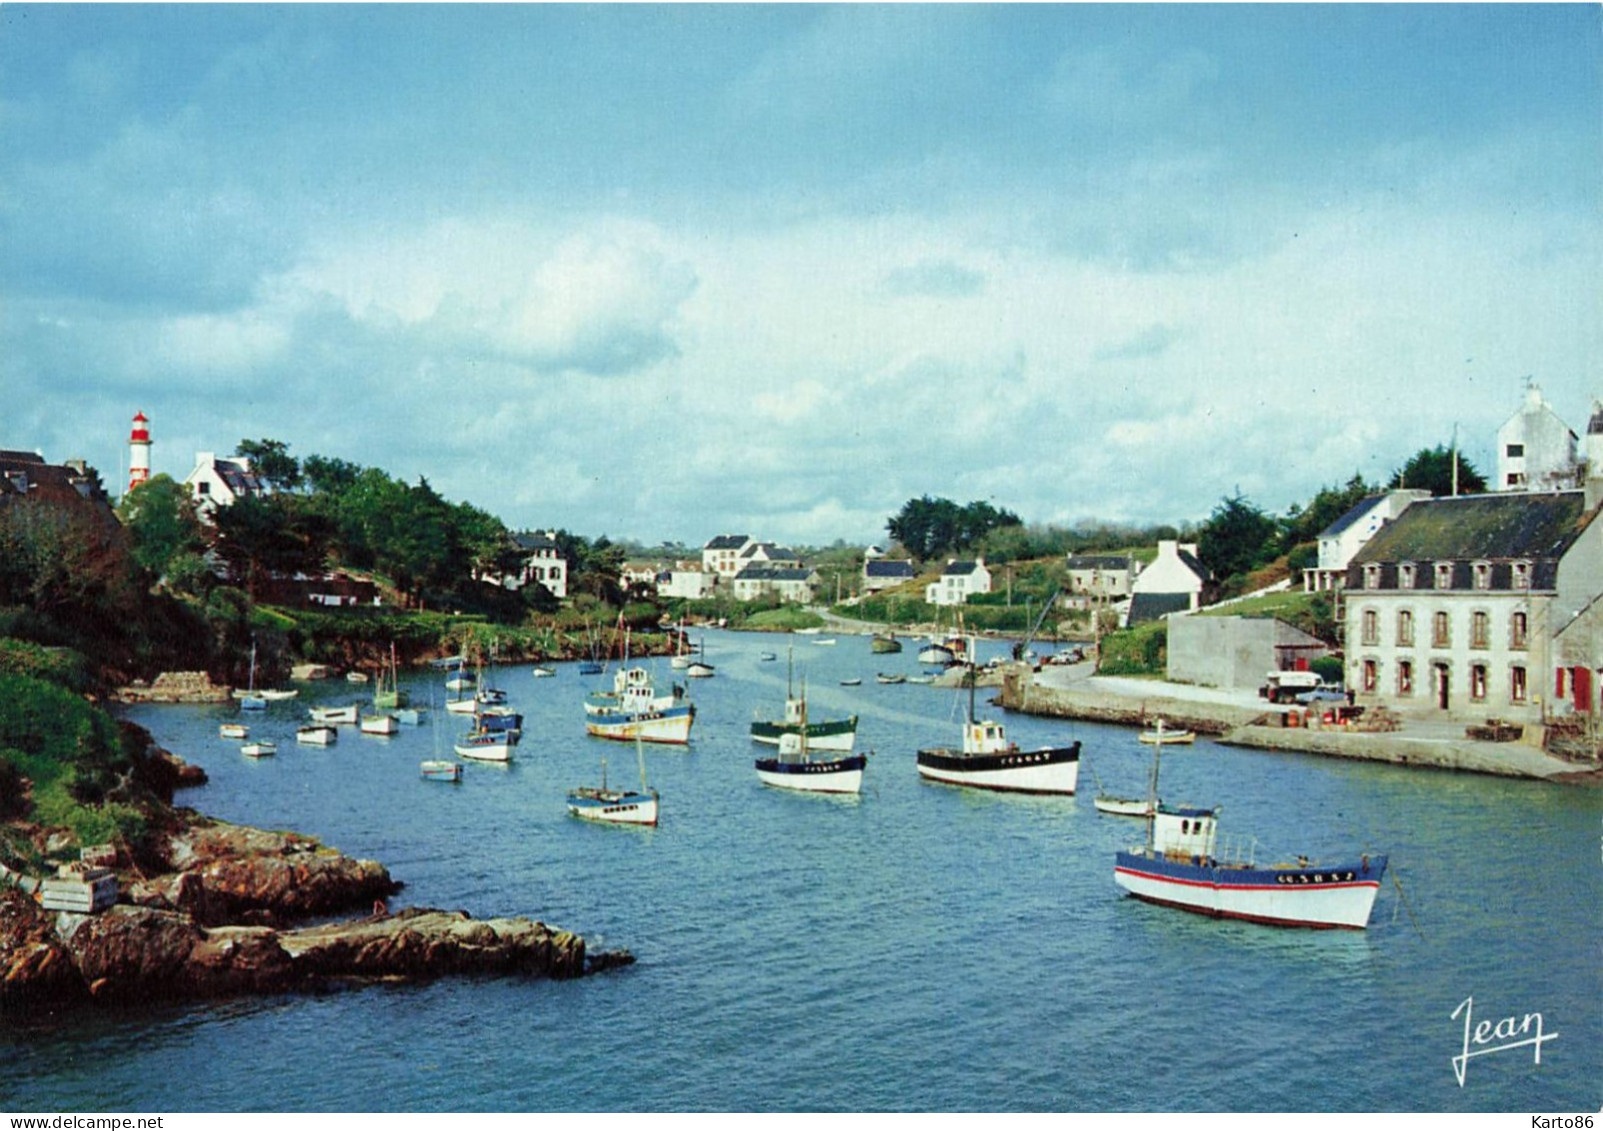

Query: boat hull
[567,789,659,825]
[309,705,359,725]
[585,705,695,745]
[420,760,462,782]
[754,754,866,794]
[1139,731,1196,745]
[360,714,399,735]
[240,743,275,758]
[1094,796,1153,817]
[915,742,1080,794]
[1113,851,1387,929]
[296,726,338,746]
[749,715,858,751]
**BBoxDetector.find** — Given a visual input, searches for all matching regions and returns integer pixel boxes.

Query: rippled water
[5,630,1599,1112]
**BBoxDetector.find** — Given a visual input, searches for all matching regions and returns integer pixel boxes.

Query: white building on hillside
[1497,384,1580,492]
[183,452,267,520]
[1304,489,1431,592]
[926,558,991,606]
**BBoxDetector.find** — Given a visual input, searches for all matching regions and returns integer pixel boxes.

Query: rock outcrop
[1,815,627,1009]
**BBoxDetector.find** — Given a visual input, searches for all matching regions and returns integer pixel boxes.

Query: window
[1397,609,1415,647]
[1433,611,1451,647]
[1398,563,1416,589]
[1511,665,1527,703]
[1470,664,1488,701]
[1506,443,1524,458]
[197,481,211,496]
[1512,561,1530,591]
[1435,562,1454,590]
[1364,564,1382,590]
[1471,611,1490,649]
[1362,659,1378,692]
[1361,609,1379,646]
[1398,660,1414,696]
[1473,562,1491,591]
[1511,611,1528,650]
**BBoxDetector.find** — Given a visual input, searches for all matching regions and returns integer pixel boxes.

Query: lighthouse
[128,411,152,493]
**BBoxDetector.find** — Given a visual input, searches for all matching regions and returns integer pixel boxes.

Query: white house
[1497,384,1580,492]
[1127,541,1210,625]
[737,541,800,571]
[1346,489,1603,722]
[925,558,991,606]
[183,452,267,520]
[507,531,568,599]
[657,567,715,600]
[703,534,754,578]
[1304,490,1431,592]
[733,566,819,603]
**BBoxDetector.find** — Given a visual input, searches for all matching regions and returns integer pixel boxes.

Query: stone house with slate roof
[0,450,113,516]
[1345,489,1603,722]
[500,531,568,598]
[862,558,916,594]
[1065,554,1140,599]
[733,565,819,603]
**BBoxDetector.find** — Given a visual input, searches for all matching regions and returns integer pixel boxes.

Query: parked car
[1295,685,1347,704]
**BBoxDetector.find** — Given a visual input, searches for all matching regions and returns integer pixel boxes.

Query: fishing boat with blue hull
[1113,807,1387,929]
[1112,721,1386,929]
[583,666,695,745]
[455,726,518,762]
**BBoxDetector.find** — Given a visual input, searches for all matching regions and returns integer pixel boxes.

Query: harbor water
[5,630,1599,1112]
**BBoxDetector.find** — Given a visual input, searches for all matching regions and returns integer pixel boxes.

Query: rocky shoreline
[1,812,631,1010]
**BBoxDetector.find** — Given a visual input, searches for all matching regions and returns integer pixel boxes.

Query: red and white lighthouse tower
[128,411,152,493]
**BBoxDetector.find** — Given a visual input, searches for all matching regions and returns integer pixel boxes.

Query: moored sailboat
[568,736,659,825]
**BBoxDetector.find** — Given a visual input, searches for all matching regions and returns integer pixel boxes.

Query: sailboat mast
[1144,720,1164,854]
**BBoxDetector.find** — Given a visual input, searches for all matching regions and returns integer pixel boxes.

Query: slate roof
[208,458,266,497]
[943,560,983,576]
[0,451,111,510]
[734,566,816,582]
[1066,554,1132,571]
[865,560,915,578]
[513,532,561,552]
[1127,592,1193,624]
[1174,549,1209,581]
[1351,491,1591,565]
[704,534,749,550]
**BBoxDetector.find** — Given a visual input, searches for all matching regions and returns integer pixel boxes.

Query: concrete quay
[1001,663,1597,783]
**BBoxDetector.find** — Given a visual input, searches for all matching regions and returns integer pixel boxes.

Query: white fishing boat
[261,689,299,701]
[568,737,659,825]
[219,723,249,740]
[751,652,858,751]
[1093,796,1153,817]
[359,712,399,736]
[296,724,338,746]
[240,739,276,758]
[532,666,557,678]
[685,661,715,678]
[916,649,1080,795]
[755,697,865,795]
[875,672,906,685]
[1113,723,1388,929]
[395,707,427,726]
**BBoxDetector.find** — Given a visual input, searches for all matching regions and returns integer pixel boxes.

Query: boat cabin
[1153,804,1218,862]
[964,720,1013,755]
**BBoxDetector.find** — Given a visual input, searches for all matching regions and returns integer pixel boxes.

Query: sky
[3,4,1600,549]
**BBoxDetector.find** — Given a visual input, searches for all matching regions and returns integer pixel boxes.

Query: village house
[1345,487,1603,723]
[0,450,113,514]
[702,534,755,579]
[862,558,916,594]
[733,565,820,604]
[925,558,991,606]
[1064,554,1140,599]
[656,565,715,600]
[183,452,267,520]
[1126,541,1210,625]
[1497,384,1582,492]
[736,541,801,571]
[503,531,568,599]
[1303,489,1432,593]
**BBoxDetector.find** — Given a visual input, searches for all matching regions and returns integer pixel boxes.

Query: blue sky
[4,5,1599,547]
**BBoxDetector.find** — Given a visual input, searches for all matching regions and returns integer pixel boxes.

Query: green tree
[1197,492,1276,582]
[235,438,302,491]
[887,496,1021,560]
[115,474,206,586]
[1389,445,1487,497]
